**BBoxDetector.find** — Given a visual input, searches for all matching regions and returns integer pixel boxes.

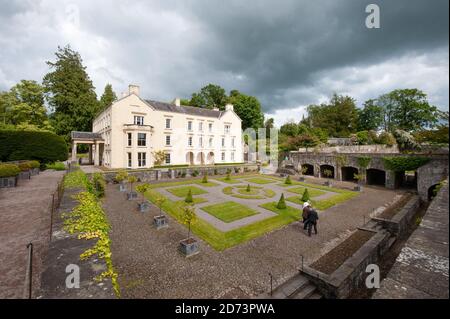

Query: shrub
[0,130,68,163]
[356,131,369,145]
[225,172,231,180]
[193,170,199,177]
[185,189,193,203]
[127,175,138,190]
[28,160,40,169]
[92,173,106,198]
[393,129,420,151]
[202,173,208,183]
[63,170,90,189]
[46,161,66,171]
[301,189,310,202]
[378,131,397,147]
[382,156,430,172]
[114,170,128,183]
[246,184,251,192]
[285,175,292,184]
[277,193,287,209]
[0,163,20,177]
[18,162,32,171]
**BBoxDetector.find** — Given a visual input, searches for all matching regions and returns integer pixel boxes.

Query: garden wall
[301,230,392,299]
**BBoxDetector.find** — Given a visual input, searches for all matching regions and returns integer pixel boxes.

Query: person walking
[302,202,311,230]
[306,208,319,236]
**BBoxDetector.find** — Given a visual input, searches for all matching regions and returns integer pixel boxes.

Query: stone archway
[320,164,335,179]
[341,166,358,182]
[301,164,314,176]
[367,168,386,186]
[428,184,440,201]
[186,152,194,165]
[196,152,205,165]
[207,152,215,165]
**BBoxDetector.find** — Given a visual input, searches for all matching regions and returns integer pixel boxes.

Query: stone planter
[18,171,31,180]
[119,183,127,192]
[0,176,17,188]
[299,176,305,182]
[127,191,138,200]
[324,180,333,187]
[154,215,168,229]
[354,184,363,192]
[30,168,40,176]
[179,238,199,257]
[138,201,150,212]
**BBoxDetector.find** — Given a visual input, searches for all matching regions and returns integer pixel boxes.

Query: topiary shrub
[202,173,208,183]
[0,163,20,177]
[92,173,106,198]
[114,170,128,184]
[285,175,292,184]
[277,193,287,209]
[246,184,251,192]
[46,161,66,171]
[28,160,40,169]
[18,162,32,171]
[301,189,310,202]
[225,172,231,180]
[185,189,194,203]
[0,130,68,164]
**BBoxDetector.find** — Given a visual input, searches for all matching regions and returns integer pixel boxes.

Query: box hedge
[0,130,68,164]
[0,163,21,177]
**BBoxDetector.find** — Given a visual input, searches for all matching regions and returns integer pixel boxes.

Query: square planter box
[119,183,127,192]
[179,238,199,257]
[127,191,138,200]
[0,176,17,188]
[154,215,168,229]
[19,171,31,180]
[324,180,333,187]
[354,185,363,192]
[299,176,306,182]
[138,201,150,213]
[30,168,40,176]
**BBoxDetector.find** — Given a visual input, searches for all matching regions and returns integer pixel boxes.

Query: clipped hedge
[0,163,21,177]
[382,156,430,172]
[0,130,68,164]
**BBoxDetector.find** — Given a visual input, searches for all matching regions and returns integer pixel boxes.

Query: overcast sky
[0,0,448,126]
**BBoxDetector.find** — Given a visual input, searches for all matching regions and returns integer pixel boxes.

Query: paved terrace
[373,180,449,299]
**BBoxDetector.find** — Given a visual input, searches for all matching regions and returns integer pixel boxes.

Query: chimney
[225,104,234,111]
[128,84,140,96]
[174,98,181,107]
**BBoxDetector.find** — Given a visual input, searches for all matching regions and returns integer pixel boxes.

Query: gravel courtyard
[103,176,403,298]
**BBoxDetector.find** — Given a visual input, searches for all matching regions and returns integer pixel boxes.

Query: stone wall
[417,159,449,201]
[297,144,400,154]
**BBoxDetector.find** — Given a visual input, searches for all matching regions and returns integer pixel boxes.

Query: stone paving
[152,176,340,231]
[0,170,65,298]
[102,176,404,298]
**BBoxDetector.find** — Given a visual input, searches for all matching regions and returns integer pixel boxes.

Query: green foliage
[18,162,32,171]
[114,170,128,183]
[0,163,20,177]
[99,84,117,110]
[28,160,40,168]
[135,183,149,194]
[184,189,194,203]
[301,188,310,202]
[62,191,119,296]
[355,131,370,145]
[63,170,90,189]
[284,175,292,184]
[413,126,449,144]
[92,173,106,198]
[357,99,384,131]
[225,172,231,180]
[0,130,68,163]
[377,131,396,146]
[180,205,197,239]
[357,156,371,169]
[228,90,264,130]
[382,156,430,172]
[353,173,364,184]
[46,161,66,171]
[202,173,208,183]
[192,170,199,177]
[277,193,287,209]
[189,84,228,110]
[246,184,251,192]
[322,169,333,178]
[151,150,166,166]
[43,45,99,140]
[336,155,348,167]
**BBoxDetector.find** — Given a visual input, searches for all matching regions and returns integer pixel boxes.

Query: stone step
[290,283,317,299]
[307,292,323,299]
[271,275,309,298]
[387,236,397,248]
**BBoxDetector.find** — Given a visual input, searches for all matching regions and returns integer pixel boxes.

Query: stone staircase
[261,274,322,299]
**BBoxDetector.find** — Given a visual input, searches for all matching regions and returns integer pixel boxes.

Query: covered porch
[70,131,105,166]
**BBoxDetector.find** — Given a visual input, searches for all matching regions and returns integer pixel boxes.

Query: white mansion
[71,85,243,169]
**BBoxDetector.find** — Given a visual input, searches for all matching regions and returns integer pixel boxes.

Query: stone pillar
[170,170,175,179]
[94,142,100,166]
[88,144,93,164]
[156,170,161,180]
[71,142,77,162]
[315,164,321,178]
[385,170,396,189]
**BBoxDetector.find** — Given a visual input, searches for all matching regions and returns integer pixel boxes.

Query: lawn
[144,179,303,250]
[175,197,208,205]
[286,192,359,210]
[166,185,207,197]
[245,177,276,184]
[214,177,241,184]
[201,201,259,223]
[286,186,326,197]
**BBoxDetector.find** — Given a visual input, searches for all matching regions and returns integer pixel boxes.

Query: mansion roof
[71,131,103,140]
[145,100,223,119]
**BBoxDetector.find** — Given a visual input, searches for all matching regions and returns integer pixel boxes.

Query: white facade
[92,85,243,169]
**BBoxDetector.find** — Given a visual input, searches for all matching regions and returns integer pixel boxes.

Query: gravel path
[103,178,403,298]
[0,170,65,298]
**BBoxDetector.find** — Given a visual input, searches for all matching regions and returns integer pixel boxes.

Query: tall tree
[228,90,264,130]
[307,93,358,137]
[357,99,384,131]
[0,80,51,129]
[189,84,228,110]
[99,83,117,110]
[264,117,275,138]
[43,45,99,140]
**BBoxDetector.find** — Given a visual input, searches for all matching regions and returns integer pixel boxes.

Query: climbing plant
[382,156,430,172]
[357,156,371,169]
[336,155,348,167]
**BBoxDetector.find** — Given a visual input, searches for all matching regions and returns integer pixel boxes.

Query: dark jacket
[302,206,311,221]
[307,209,319,223]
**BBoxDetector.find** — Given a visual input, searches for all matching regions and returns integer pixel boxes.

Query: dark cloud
[0,0,448,124]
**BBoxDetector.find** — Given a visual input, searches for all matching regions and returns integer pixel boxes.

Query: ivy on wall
[357,156,371,169]
[382,156,430,172]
